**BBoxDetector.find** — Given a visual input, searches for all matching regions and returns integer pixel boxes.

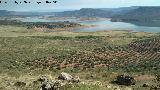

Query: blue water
[76,20,160,32]
[20,17,77,22]
[19,17,160,32]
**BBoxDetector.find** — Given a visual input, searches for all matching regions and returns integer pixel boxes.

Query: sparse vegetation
[0,25,159,90]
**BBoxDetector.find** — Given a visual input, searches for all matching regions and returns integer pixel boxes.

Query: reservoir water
[20,17,160,33]
[76,20,160,32]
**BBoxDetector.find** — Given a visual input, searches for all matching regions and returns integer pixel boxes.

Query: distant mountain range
[54,6,139,17]
[0,10,14,16]
[0,6,139,17]
[55,8,113,17]
[0,10,55,16]
[1,6,160,23]
[111,6,160,22]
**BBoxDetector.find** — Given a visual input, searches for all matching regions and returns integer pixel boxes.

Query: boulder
[116,75,136,86]
[41,80,61,90]
[58,72,80,83]
[41,82,52,90]
[40,72,80,90]
[58,72,73,81]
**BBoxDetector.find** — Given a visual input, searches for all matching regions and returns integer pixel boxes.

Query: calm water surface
[20,17,160,33]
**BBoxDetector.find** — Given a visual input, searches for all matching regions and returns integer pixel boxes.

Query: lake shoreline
[1,17,160,33]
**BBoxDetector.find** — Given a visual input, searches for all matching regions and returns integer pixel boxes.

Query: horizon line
[1,5,160,12]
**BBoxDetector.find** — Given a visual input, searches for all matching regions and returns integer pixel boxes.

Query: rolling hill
[0,6,138,17]
[111,6,160,22]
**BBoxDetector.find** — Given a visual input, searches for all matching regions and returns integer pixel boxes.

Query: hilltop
[1,6,160,20]
[111,6,160,22]
[0,6,139,17]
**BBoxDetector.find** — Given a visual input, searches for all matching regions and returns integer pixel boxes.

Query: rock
[142,83,149,87]
[116,75,136,86]
[41,82,52,90]
[14,81,26,87]
[58,72,80,83]
[53,80,62,89]
[58,72,73,81]
[41,80,62,90]
[40,72,80,90]
[38,75,63,90]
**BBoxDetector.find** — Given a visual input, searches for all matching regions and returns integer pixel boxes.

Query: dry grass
[0,25,159,90]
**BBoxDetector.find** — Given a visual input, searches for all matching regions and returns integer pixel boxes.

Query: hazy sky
[0,0,160,11]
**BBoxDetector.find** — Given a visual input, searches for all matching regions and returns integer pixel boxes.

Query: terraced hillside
[0,27,159,73]
[25,34,160,73]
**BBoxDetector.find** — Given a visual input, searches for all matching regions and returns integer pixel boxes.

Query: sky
[0,0,160,11]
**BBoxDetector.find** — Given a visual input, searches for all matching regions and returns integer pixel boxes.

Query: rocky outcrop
[41,80,62,90]
[58,72,73,81]
[38,72,80,90]
[58,72,80,83]
[115,75,136,86]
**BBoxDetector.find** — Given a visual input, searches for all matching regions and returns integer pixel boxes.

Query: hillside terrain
[55,8,114,18]
[0,20,83,31]
[111,6,160,22]
[1,6,160,89]
[0,10,55,16]
[0,25,160,89]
